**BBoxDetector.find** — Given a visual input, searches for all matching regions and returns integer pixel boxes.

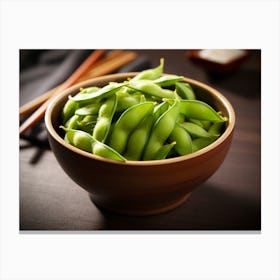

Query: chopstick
[19,49,105,135]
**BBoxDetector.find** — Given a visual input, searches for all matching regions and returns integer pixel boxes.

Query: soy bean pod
[208,121,225,137]
[92,141,126,162]
[79,86,100,94]
[143,100,180,160]
[62,99,78,124]
[65,115,81,129]
[77,115,97,134]
[78,115,97,125]
[115,95,141,112]
[60,127,126,161]
[92,94,117,142]
[115,85,137,97]
[180,100,225,122]
[189,118,212,131]
[169,123,192,156]
[62,87,100,123]
[153,75,184,87]
[153,101,169,120]
[181,122,211,138]
[188,118,204,127]
[192,137,215,152]
[60,127,93,152]
[131,58,164,81]
[128,80,175,99]
[105,122,115,144]
[124,114,154,160]
[201,120,212,130]
[175,82,196,100]
[177,113,186,123]
[154,141,176,160]
[69,82,126,103]
[75,103,101,116]
[115,86,129,98]
[109,102,155,154]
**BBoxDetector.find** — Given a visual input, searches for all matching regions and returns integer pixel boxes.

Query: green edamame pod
[188,118,204,127]
[69,82,126,103]
[175,82,196,100]
[153,75,184,87]
[188,119,212,131]
[92,94,117,142]
[65,115,81,129]
[115,86,129,98]
[77,115,97,134]
[181,122,211,138]
[60,126,126,161]
[105,122,115,144]
[124,114,154,161]
[62,87,100,123]
[201,120,212,130]
[131,58,164,81]
[154,141,176,160]
[128,80,175,99]
[92,141,126,162]
[143,100,180,160]
[75,103,101,116]
[60,127,93,152]
[153,101,169,120]
[79,86,100,94]
[62,99,78,124]
[208,121,225,137]
[115,95,141,112]
[177,113,186,123]
[109,102,155,154]
[192,137,215,153]
[78,115,97,125]
[180,100,225,122]
[115,85,137,97]
[169,123,192,156]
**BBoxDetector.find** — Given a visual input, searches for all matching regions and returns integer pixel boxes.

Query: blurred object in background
[187,49,251,77]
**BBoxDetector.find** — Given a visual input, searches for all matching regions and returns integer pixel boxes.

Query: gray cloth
[20,50,92,106]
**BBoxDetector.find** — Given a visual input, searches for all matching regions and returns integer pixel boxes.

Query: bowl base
[90,192,192,216]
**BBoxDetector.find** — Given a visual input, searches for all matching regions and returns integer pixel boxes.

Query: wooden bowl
[45,73,235,216]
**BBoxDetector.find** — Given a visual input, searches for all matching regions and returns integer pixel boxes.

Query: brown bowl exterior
[45,73,235,216]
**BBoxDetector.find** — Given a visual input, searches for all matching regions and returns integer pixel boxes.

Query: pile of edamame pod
[60,59,227,162]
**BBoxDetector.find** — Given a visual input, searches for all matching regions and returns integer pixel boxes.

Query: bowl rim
[45,72,236,166]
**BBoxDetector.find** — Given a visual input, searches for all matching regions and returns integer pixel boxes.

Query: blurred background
[20,49,261,230]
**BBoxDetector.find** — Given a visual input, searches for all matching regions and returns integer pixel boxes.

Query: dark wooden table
[20,50,261,230]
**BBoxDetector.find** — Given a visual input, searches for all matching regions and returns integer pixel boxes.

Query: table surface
[20,50,261,231]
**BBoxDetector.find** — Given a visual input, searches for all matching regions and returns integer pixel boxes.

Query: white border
[1,0,280,279]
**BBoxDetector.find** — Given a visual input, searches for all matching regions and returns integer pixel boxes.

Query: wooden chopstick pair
[19,49,137,135]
